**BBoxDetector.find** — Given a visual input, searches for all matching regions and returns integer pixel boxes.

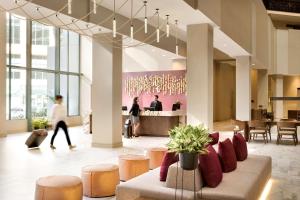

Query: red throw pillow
[232,133,248,161]
[218,138,237,173]
[199,145,223,188]
[209,132,219,145]
[160,152,179,181]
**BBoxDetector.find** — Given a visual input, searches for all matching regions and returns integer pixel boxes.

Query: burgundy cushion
[218,138,237,173]
[209,132,219,145]
[232,133,248,161]
[160,152,179,181]
[199,145,223,188]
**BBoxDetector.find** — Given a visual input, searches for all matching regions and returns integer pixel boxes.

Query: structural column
[91,34,123,148]
[187,24,213,130]
[0,11,6,137]
[257,69,269,109]
[274,76,284,119]
[236,56,251,121]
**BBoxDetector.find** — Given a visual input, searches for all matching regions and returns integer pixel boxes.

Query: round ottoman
[35,175,82,200]
[81,164,119,197]
[147,147,168,169]
[119,154,150,181]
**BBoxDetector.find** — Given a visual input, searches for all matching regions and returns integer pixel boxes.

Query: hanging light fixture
[175,20,179,55]
[93,0,97,14]
[130,0,134,39]
[144,1,148,34]
[166,15,170,37]
[156,8,160,43]
[113,0,116,38]
[68,0,72,14]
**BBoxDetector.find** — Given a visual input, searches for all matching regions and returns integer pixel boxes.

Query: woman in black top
[129,97,141,136]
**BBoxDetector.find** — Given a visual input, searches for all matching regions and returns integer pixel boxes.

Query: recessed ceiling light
[162,54,166,57]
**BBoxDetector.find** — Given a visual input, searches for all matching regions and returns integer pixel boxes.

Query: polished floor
[0,126,299,200]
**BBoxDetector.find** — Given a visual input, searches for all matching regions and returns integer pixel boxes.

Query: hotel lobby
[0,0,300,200]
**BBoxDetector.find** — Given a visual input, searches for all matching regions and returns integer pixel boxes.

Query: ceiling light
[130,0,134,40]
[68,0,72,14]
[144,1,148,34]
[175,20,179,55]
[166,15,170,37]
[156,9,160,43]
[113,0,116,38]
[93,0,97,14]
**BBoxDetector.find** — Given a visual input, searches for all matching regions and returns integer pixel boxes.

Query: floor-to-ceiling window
[6,13,80,124]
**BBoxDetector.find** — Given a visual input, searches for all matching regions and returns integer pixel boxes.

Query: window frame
[6,13,81,124]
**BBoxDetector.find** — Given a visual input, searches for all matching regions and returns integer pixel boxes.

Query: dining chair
[277,121,298,145]
[249,120,268,144]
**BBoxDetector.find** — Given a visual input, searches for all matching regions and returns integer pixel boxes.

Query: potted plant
[32,118,49,136]
[167,124,211,170]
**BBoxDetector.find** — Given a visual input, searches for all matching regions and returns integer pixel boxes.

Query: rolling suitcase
[124,119,133,138]
[25,130,48,148]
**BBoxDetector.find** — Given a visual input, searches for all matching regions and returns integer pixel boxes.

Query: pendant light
[175,20,179,55]
[113,0,116,38]
[93,0,97,14]
[68,0,72,14]
[130,0,134,39]
[166,15,170,37]
[156,9,160,43]
[144,1,148,34]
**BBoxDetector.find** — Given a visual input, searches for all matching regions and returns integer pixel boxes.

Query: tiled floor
[0,126,299,200]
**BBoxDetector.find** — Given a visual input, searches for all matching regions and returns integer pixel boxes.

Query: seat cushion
[232,133,248,161]
[278,130,296,135]
[209,132,219,145]
[159,152,179,181]
[199,145,223,188]
[249,130,265,133]
[218,139,237,173]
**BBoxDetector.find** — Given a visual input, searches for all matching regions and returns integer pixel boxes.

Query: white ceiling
[0,0,250,58]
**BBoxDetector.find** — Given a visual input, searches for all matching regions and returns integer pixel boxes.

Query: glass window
[69,31,80,73]
[31,72,55,118]
[60,29,68,71]
[68,75,79,116]
[10,68,26,120]
[10,15,26,67]
[60,74,68,102]
[31,21,55,70]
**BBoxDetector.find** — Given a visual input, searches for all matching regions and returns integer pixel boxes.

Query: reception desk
[122,111,186,137]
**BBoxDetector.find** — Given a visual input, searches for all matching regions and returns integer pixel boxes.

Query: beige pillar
[257,69,268,109]
[91,34,123,148]
[236,56,251,121]
[0,11,6,137]
[187,24,213,130]
[274,76,284,119]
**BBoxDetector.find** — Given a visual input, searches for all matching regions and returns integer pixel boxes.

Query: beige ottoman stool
[146,147,167,169]
[35,175,82,200]
[119,154,149,181]
[81,164,119,197]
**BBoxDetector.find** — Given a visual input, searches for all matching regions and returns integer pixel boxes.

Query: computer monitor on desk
[144,107,155,111]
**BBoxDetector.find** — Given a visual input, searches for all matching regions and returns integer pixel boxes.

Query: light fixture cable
[144,1,148,34]
[130,0,134,39]
[175,19,178,55]
[156,8,159,43]
[166,14,169,37]
[113,0,116,37]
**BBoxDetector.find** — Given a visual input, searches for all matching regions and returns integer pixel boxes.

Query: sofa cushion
[218,139,237,173]
[232,133,248,161]
[160,152,179,181]
[199,145,223,188]
[209,132,219,145]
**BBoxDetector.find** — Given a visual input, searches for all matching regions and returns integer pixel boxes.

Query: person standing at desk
[150,95,163,111]
[129,97,141,137]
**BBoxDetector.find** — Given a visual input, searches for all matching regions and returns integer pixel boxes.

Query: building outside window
[6,13,80,123]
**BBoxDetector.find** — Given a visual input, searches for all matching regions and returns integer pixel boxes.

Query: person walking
[50,95,76,150]
[129,97,142,137]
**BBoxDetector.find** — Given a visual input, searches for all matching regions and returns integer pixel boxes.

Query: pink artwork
[122,70,187,111]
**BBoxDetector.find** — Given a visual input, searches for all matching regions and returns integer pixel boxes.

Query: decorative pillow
[218,138,237,173]
[199,145,223,188]
[209,132,219,145]
[232,133,248,161]
[160,152,179,181]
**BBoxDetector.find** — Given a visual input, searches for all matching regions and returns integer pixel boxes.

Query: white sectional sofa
[116,155,272,200]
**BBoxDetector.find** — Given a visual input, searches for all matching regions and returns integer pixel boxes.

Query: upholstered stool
[146,147,167,169]
[35,175,82,200]
[119,154,150,181]
[81,164,119,197]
